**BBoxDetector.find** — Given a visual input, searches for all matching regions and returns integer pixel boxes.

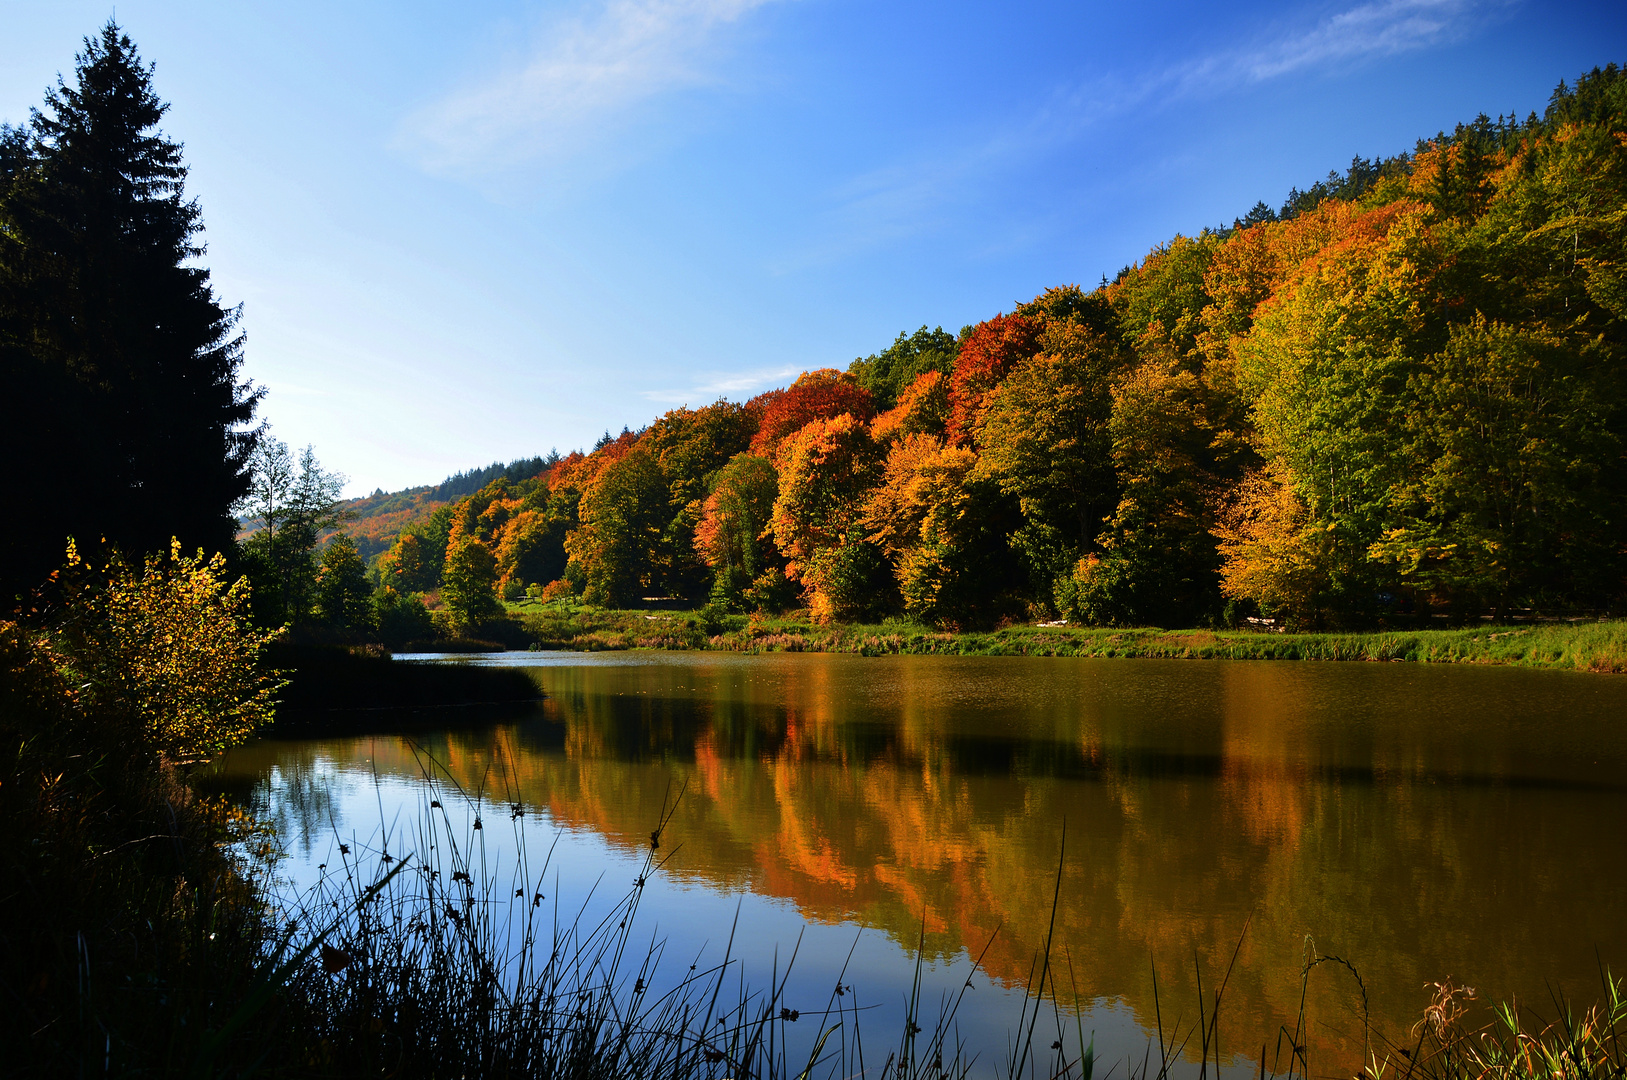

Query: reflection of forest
[227,655,1627,1073]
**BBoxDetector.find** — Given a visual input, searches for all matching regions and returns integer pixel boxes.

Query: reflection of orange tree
[392,719,1327,1063]
[251,658,1627,1077]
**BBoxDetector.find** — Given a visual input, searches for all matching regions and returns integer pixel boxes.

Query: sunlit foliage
[769,414,886,622]
[749,368,876,459]
[972,322,1126,591]
[363,63,1627,630]
[871,369,950,442]
[847,325,960,409]
[65,540,279,761]
[945,313,1041,446]
[315,534,373,631]
[863,435,1011,625]
[440,536,502,630]
[565,446,668,607]
[236,438,348,625]
[694,453,780,609]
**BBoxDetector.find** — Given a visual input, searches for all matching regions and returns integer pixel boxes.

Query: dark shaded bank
[265,642,543,735]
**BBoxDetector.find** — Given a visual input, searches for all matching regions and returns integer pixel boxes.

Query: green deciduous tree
[640,401,758,599]
[440,536,502,632]
[315,534,373,632]
[1371,315,1624,611]
[380,529,441,593]
[972,323,1127,597]
[847,326,960,409]
[1232,201,1445,621]
[373,586,434,648]
[1063,353,1238,627]
[235,438,348,626]
[694,454,780,609]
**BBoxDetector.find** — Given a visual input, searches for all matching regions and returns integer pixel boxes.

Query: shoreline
[439,605,1627,674]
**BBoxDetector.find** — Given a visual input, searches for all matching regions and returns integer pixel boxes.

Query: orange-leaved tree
[871,369,949,443]
[494,509,568,596]
[862,434,1009,625]
[768,414,886,621]
[564,444,668,607]
[1215,463,1335,627]
[749,369,876,460]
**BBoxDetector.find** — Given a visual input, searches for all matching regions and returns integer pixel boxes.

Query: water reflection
[216,653,1627,1073]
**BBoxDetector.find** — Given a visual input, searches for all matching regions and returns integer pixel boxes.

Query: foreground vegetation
[481,600,1627,673]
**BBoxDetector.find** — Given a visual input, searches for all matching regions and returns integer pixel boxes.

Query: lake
[212,651,1627,1076]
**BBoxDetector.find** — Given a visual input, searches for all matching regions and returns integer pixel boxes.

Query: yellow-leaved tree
[68,539,281,762]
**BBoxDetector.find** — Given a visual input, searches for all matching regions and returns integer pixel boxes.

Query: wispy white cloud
[791,0,1506,268]
[402,0,782,176]
[640,364,799,404]
[1171,0,1498,94]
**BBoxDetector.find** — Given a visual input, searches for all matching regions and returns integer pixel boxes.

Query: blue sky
[3,0,1624,496]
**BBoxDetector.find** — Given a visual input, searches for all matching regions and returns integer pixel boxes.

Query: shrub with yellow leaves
[66,538,282,762]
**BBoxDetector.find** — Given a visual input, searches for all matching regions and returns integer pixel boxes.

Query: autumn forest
[369,64,1627,633]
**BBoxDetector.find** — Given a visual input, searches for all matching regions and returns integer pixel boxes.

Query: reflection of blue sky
[249,746,1177,1073]
[5,1,1621,494]
[227,652,1627,1073]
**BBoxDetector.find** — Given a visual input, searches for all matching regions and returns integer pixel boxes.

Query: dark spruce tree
[0,22,260,601]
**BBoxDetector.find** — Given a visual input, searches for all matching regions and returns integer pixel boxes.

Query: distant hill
[336,455,557,563]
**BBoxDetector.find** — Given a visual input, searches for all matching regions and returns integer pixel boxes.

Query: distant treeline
[325,456,562,565]
[371,65,1627,632]
[428,455,559,502]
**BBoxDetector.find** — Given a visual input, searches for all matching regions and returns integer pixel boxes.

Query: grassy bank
[502,599,1627,673]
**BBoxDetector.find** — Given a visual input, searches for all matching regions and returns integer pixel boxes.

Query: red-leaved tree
[945,314,1041,446]
[749,369,876,459]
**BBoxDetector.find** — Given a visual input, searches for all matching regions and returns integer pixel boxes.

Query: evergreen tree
[0,23,259,601]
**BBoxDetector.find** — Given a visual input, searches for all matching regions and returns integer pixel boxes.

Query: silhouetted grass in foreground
[258,757,1006,1079]
[254,757,1627,1080]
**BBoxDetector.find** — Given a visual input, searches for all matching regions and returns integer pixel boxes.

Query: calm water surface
[213,652,1627,1074]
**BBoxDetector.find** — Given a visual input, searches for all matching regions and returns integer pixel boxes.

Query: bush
[2,543,284,1075]
[63,539,282,762]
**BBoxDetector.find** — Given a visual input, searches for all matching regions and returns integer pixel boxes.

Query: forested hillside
[309,455,558,565]
[375,64,1627,631]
